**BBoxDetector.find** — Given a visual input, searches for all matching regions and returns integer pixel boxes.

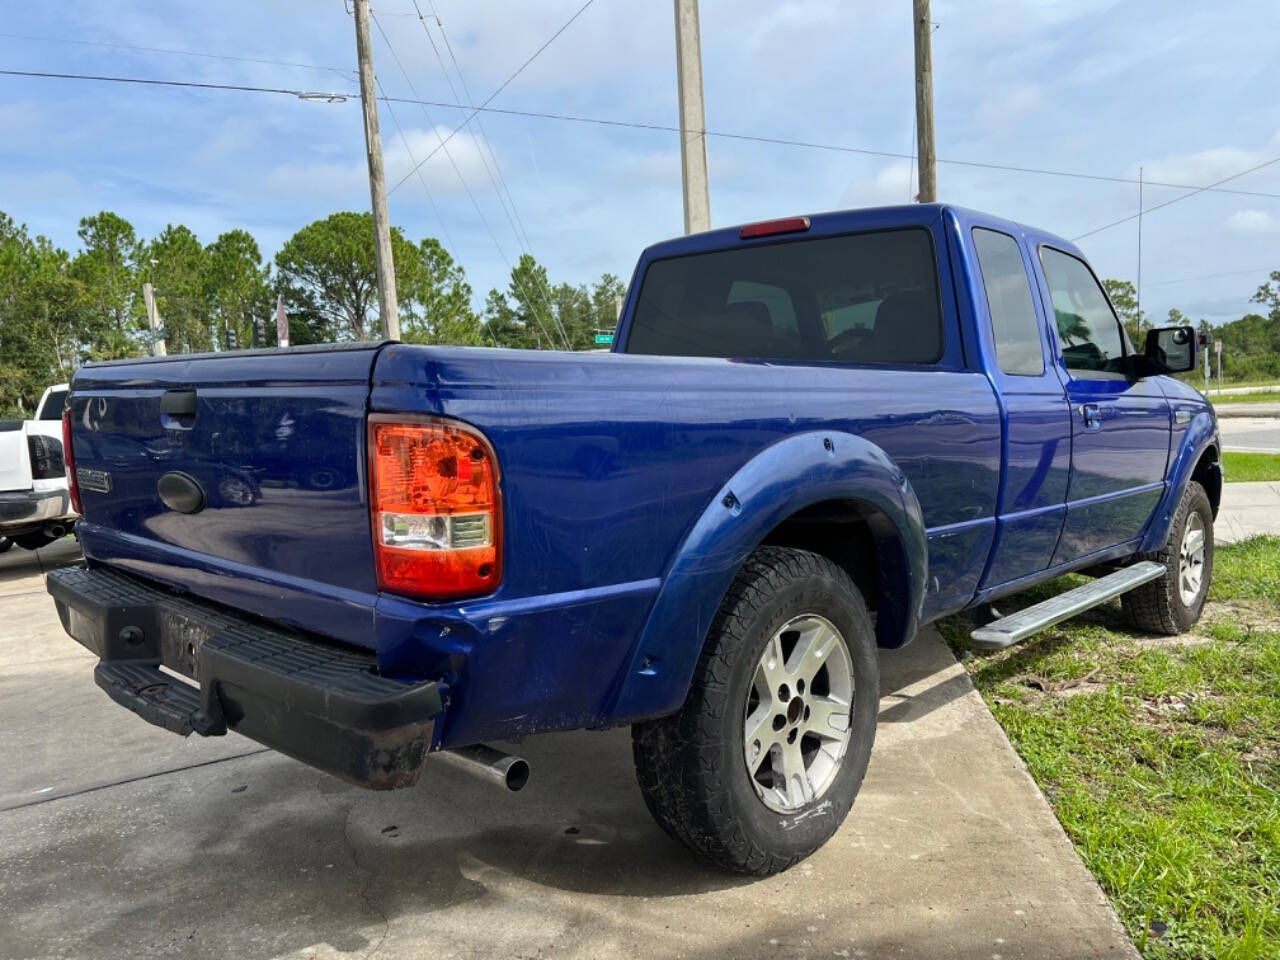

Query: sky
[1,0,1278,326]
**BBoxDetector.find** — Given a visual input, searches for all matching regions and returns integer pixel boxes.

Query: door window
[972,229,1044,376]
[1039,247,1128,377]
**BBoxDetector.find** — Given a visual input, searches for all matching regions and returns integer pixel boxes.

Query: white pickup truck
[0,384,77,552]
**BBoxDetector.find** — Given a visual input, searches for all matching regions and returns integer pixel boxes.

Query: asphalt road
[1218,416,1280,454]
[0,538,1138,960]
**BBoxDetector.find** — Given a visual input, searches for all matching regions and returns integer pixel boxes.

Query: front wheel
[632,546,879,875]
[1123,480,1214,634]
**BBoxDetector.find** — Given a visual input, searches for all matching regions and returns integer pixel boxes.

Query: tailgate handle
[160,389,197,419]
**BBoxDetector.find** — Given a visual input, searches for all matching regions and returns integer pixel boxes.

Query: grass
[1223,453,1280,484]
[1213,392,1280,406]
[941,536,1280,959]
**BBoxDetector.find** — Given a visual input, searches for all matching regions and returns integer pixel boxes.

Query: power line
[405,0,578,347]
[387,0,597,193]
[407,1,531,254]
[0,31,356,82]
[5,66,1280,204]
[0,67,351,102]
[417,0,537,252]
[1145,266,1277,287]
[1072,156,1280,241]
[371,13,570,350]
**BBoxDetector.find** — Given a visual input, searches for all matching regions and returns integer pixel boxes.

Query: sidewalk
[1216,480,1280,543]
[0,541,1138,960]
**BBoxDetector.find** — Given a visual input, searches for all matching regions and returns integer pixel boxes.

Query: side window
[972,229,1044,376]
[1038,247,1127,377]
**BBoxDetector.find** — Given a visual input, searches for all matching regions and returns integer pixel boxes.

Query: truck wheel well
[1191,445,1221,518]
[761,499,912,648]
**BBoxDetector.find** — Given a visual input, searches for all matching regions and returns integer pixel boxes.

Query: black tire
[13,532,55,551]
[632,546,879,875]
[0,536,11,554]
[1122,480,1213,635]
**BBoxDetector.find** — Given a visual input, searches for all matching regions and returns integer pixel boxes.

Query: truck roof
[638,203,1082,263]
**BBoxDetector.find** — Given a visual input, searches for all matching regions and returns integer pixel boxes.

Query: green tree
[493,253,563,349]
[480,287,521,347]
[482,257,625,350]
[274,212,421,342]
[400,238,484,346]
[0,215,82,414]
[1251,270,1280,321]
[69,211,142,358]
[1101,278,1144,344]
[204,230,271,350]
[146,225,210,354]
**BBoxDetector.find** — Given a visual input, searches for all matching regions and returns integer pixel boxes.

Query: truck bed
[71,342,999,744]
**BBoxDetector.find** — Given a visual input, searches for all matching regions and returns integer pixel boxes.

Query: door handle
[1079,403,1101,429]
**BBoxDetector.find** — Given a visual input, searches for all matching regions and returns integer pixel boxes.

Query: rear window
[625,228,943,365]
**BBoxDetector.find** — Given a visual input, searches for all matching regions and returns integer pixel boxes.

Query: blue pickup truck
[49,204,1219,875]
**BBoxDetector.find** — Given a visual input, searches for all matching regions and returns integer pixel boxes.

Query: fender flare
[1140,412,1220,553]
[604,430,927,725]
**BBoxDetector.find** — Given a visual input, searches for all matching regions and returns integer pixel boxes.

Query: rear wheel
[1123,481,1213,634]
[632,546,878,875]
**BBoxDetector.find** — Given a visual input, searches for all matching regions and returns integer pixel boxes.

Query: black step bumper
[47,565,443,790]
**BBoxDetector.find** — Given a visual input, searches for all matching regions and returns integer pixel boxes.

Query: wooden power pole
[674,0,711,234]
[353,0,400,340]
[141,282,167,357]
[912,0,936,203]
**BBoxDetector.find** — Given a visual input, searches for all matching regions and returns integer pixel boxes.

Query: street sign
[594,332,614,345]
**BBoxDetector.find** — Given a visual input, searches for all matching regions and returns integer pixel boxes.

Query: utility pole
[141,282,167,357]
[912,0,936,203]
[353,0,400,340]
[674,0,711,234]
[1136,166,1144,336]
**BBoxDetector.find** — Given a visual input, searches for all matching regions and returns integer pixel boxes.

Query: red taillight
[368,416,501,601]
[61,406,82,514]
[739,216,811,239]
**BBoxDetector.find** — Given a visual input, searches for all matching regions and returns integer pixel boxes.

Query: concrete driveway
[0,540,1139,960]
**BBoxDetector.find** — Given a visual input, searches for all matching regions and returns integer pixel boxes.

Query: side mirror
[1139,325,1197,376]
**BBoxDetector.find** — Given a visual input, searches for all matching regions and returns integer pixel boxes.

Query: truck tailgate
[70,343,383,647]
[0,420,30,492]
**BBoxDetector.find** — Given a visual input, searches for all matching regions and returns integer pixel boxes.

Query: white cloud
[262,125,496,199]
[1226,209,1280,236]
[839,162,916,207]
[975,83,1045,130]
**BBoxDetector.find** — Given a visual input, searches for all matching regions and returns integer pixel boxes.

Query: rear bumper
[47,565,444,789]
[0,488,68,527]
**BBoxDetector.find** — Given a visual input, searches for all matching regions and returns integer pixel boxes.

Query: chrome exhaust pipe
[436,743,529,791]
[43,522,66,540]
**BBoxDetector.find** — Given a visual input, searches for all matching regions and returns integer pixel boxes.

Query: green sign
[594,332,614,345]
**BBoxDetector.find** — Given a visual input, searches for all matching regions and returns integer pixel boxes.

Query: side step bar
[970,561,1165,650]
